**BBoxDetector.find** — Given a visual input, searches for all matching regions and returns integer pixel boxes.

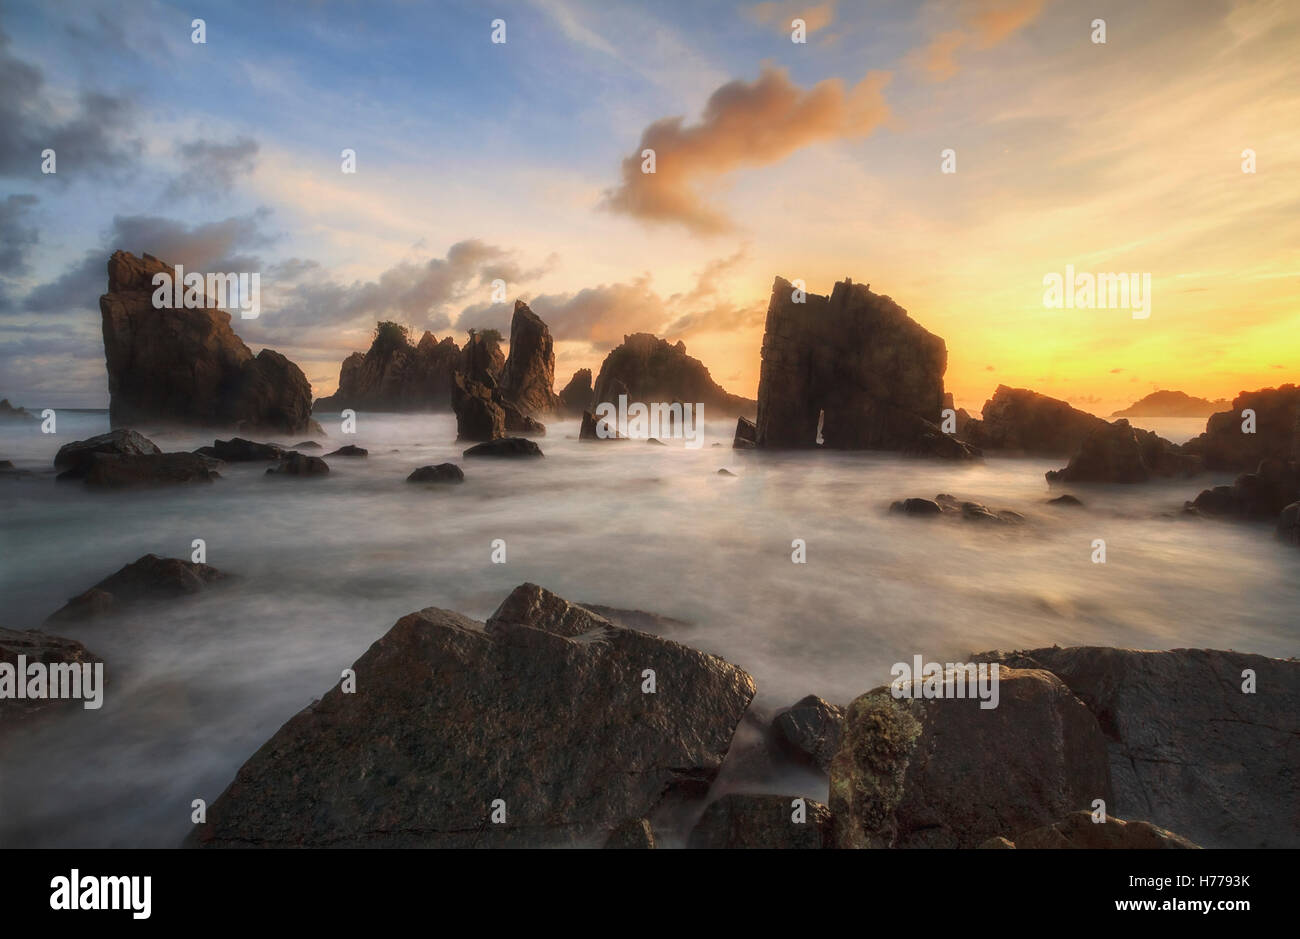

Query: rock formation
[188,584,755,848]
[265,452,329,476]
[1182,384,1300,471]
[0,399,36,422]
[962,386,1108,455]
[751,277,964,454]
[557,369,593,416]
[984,811,1199,849]
[193,438,283,462]
[451,323,547,439]
[45,554,227,625]
[451,372,505,441]
[592,333,754,418]
[973,646,1300,848]
[1185,458,1299,520]
[406,463,464,484]
[55,429,161,470]
[462,437,543,458]
[1111,389,1229,418]
[688,794,833,849]
[1046,419,1200,484]
[99,251,316,435]
[313,322,460,412]
[769,694,844,776]
[498,301,559,416]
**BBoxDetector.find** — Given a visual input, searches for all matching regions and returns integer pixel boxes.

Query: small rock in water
[407,464,464,484]
[462,437,543,458]
[646,437,666,446]
[325,445,368,457]
[266,452,329,476]
[717,468,737,477]
[291,440,322,450]
[890,498,941,516]
[45,553,227,625]
[1047,494,1084,507]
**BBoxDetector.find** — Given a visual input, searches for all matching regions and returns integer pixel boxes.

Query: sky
[0,0,1296,413]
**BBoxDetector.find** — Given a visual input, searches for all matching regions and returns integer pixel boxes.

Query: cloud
[603,64,892,234]
[746,1,837,35]
[911,0,1046,81]
[165,137,260,199]
[0,194,39,312]
[0,29,141,180]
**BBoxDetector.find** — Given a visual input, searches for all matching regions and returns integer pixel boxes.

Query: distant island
[1111,390,1230,418]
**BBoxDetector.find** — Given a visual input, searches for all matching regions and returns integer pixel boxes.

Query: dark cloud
[0,30,142,181]
[165,137,261,199]
[0,193,39,312]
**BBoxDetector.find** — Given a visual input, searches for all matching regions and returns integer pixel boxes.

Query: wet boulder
[45,554,227,625]
[58,451,220,487]
[770,694,844,775]
[54,429,161,471]
[463,437,543,458]
[406,463,464,484]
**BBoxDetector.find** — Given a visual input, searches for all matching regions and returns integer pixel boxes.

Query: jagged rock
[1047,494,1084,507]
[603,818,656,849]
[313,323,461,412]
[557,369,593,417]
[829,667,1112,848]
[194,438,283,461]
[972,646,1300,848]
[406,463,464,484]
[591,333,754,418]
[1278,502,1300,545]
[500,399,546,436]
[462,437,543,458]
[0,398,36,422]
[889,498,942,516]
[498,301,559,416]
[266,452,329,476]
[187,584,755,847]
[904,429,982,460]
[579,409,621,441]
[0,627,103,726]
[688,795,832,849]
[1186,459,1299,521]
[45,554,227,625]
[770,695,844,775]
[987,811,1200,849]
[753,277,964,455]
[1183,385,1300,471]
[460,329,506,385]
[962,386,1108,456]
[58,452,220,487]
[577,604,690,635]
[452,372,505,442]
[100,251,316,434]
[1046,419,1198,484]
[324,445,367,457]
[733,416,756,449]
[55,429,162,471]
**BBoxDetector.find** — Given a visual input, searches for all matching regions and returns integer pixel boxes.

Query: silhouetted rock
[1112,390,1229,418]
[45,554,227,625]
[962,386,1107,456]
[592,333,754,418]
[290,440,321,450]
[498,301,558,417]
[0,627,103,727]
[1184,459,1299,520]
[266,452,329,476]
[0,399,36,422]
[187,584,755,847]
[1183,385,1300,471]
[688,795,832,849]
[58,452,220,487]
[1047,419,1199,484]
[55,429,161,471]
[579,409,621,441]
[194,438,283,461]
[770,695,844,775]
[972,646,1300,848]
[460,329,506,385]
[557,368,593,417]
[462,437,543,458]
[1047,494,1084,507]
[325,445,367,457]
[452,372,505,442]
[313,323,460,413]
[753,277,964,455]
[716,468,736,477]
[100,251,316,434]
[889,497,942,516]
[407,463,464,484]
[986,811,1200,849]
[733,416,756,449]
[830,666,1112,848]
[603,818,656,849]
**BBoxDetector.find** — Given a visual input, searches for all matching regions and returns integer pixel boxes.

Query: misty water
[1,411,1296,847]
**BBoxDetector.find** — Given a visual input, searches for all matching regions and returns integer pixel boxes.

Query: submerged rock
[829,666,1112,848]
[188,583,755,847]
[1047,494,1084,507]
[889,497,942,516]
[406,463,464,484]
[688,794,832,849]
[266,452,329,476]
[324,445,368,457]
[45,554,227,625]
[462,437,543,458]
[194,437,283,462]
[0,627,103,727]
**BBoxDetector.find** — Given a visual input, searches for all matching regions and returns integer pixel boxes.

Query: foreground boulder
[498,301,559,417]
[984,811,1199,849]
[313,322,460,413]
[45,554,227,625]
[770,695,844,775]
[193,438,283,462]
[99,251,316,434]
[752,277,964,455]
[54,429,161,471]
[463,437,543,458]
[688,794,832,849]
[591,333,754,419]
[962,386,1107,456]
[189,584,755,847]
[0,627,103,727]
[1185,458,1299,521]
[829,666,1112,848]
[406,463,464,484]
[973,646,1300,848]
[57,452,220,487]
[1183,384,1300,471]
